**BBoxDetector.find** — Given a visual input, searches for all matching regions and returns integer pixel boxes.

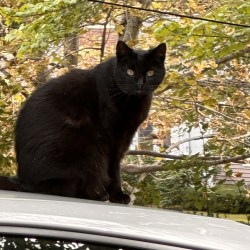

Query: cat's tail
[0,175,19,191]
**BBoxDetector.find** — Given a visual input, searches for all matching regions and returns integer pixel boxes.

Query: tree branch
[122,154,250,174]
[121,163,166,174]
[165,134,216,153]
[127,150,186,159]
[216,46,250,65]
[100,7,113,62]
[194,103,250,125]
[182,46,250,78]
[210,154,250,166]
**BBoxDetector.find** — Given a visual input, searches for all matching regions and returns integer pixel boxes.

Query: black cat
[2,41,166,204]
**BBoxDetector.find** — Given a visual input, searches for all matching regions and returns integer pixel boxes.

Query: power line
[88,0,250,28]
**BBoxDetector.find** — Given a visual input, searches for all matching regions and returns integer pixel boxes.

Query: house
[217,163,250,186]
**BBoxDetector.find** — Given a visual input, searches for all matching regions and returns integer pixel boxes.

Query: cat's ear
[151,43,166,61]
[116,41,132,58]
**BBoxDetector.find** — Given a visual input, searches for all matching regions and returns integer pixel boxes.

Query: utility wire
[88,0,250,28]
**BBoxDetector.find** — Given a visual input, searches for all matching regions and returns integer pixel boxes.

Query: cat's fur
[0,176,19,191]
[8,41,166,204]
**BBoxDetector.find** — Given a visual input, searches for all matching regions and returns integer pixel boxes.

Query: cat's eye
[127,69,135,76]
[146,70,155,77]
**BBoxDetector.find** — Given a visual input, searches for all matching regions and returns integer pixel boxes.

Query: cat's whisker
[111,91,123,99]
[111,92,126,103]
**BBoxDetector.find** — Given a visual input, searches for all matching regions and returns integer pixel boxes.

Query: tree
[0,0,250,215]
[121,0,250,213]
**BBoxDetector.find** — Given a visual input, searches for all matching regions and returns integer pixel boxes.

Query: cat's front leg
[109,189,131,204]
[107,163,131,204]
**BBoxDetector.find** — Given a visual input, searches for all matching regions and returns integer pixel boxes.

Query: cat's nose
[137,79,144,90]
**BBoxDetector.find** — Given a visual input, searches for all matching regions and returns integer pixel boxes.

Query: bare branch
[195,103,250,125]
[216,46,250,65]
[100,8,113,62]
[181,46,250,78]
[165,134,216,153]
[211,154,250,166]
[121,163,166,174]
[122,154,250,174]
[127,149,250,162]
[126,150,186,159]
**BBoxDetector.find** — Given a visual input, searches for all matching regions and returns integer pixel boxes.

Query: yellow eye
[147,70,154,77]
[127,69,135,76]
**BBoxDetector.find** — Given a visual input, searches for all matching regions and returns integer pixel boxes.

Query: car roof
[0,190,249,250]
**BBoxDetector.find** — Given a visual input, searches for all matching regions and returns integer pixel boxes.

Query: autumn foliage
[0,0,250,216]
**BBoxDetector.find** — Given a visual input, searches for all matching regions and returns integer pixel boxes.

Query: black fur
[13,41,166,204]
[0,176,19,191]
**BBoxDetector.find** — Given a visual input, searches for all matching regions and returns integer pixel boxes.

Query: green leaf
[236,179,245,187]
[225,169,233,177]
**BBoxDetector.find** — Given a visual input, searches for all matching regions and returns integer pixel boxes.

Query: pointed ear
[151,43,166,61]
[116,41,132,58]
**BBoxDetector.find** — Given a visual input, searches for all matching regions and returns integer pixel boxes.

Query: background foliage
[0,0,250,220]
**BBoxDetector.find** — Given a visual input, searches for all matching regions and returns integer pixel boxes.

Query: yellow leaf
[188,0,198,9]
[192,62,206,75]
[208,60,218,69]
[115,24,124,34]
[241,109,250,119]
[14,93,24,102]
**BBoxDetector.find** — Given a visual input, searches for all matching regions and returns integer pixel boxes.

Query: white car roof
[0,190,249,250]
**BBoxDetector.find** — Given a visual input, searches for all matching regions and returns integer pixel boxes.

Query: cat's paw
[109,191,131,204]
[121,193,131,204]
[92,190,109,202]
[99,192,109,202]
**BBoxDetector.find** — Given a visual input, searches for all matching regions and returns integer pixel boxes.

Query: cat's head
[114,41,166,96]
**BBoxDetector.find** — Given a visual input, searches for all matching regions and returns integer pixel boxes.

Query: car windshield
[0,236,136,250]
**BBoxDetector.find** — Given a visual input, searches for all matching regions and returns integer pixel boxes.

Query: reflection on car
[0,190,250,250]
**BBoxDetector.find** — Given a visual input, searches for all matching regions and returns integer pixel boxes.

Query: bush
[125,167,250,214]
[181,185,250,214]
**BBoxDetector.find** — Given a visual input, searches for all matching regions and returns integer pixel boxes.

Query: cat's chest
[105,95,151,128]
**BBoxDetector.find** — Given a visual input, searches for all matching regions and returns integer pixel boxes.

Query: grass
[213,213,249,224]
[186,211,250,224]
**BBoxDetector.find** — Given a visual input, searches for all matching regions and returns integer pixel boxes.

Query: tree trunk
[119,0,151,42]
[121,14,142,42]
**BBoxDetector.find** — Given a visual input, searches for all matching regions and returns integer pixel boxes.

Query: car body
[0,190,249,250]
